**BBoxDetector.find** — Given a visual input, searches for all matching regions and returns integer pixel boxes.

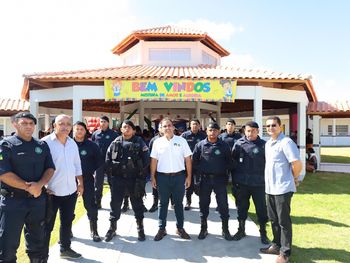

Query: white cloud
[173,19,243,42]
[0,0,136,98]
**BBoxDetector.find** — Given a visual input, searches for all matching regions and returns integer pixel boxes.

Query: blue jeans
[157,171,185,229]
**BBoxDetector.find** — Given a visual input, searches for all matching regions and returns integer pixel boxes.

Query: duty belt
[0,188,34,198]
[157,171,184,176]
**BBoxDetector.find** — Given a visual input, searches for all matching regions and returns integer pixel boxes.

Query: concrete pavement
[48,183,277,263]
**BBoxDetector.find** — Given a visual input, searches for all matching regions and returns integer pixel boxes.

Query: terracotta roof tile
[307,101,350,115]
[0,98,30,112]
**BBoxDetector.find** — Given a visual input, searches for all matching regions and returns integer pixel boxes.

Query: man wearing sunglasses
[260,116,302,263]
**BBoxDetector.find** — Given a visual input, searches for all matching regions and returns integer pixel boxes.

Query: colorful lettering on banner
[104,79,237,102]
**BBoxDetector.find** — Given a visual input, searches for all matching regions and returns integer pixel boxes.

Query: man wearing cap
[0,112,55,263]
[150,118,192,241]
[181,118,206,210]
[260,116,302,263]
[192,122,234,240]
[231,121,269,244]
[73,121,103,242]
[91,116,118,209]
[42,114,84,259]
[104,120,150,242]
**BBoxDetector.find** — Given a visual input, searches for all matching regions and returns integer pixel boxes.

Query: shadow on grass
[291,215,349,227]
[291,246,350,263]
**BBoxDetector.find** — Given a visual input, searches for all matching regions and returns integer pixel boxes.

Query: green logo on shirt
[214,149,221,155]
[105,135,110,139]
[253,147,259,154]
[80,150,87,156]
[35,147,42,154]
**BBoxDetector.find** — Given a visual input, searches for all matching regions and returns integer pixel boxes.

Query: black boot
[96,199,102,210]
[184,196,191,211]
[105,221,117,242]
[136,218,146,241]
[233,220,246,241]
[90,220,102,242]
[30,257,48,263]
[121,197,129,212]
[222,219,233,241]
[198,218,208,240]
[259,223,269,244]
[148,196,158,213]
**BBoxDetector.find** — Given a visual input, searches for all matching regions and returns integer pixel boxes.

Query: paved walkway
[48,183,277,263]
[319,162,350,173]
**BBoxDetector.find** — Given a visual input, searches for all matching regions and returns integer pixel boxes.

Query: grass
[321,147,350,163]
[246,172,350,263]
[17,184,110,263]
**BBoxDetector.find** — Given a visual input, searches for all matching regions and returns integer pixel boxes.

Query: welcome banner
[104,79,236,102]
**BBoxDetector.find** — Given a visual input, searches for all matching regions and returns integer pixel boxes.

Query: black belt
[0,188,34,198]
[158,171,184,176]
[202,173,226,179]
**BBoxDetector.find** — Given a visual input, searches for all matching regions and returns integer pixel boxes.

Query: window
[202,51,217,65]
[149,48,191,61]
[327,125,332,135]
[336,125,349,135]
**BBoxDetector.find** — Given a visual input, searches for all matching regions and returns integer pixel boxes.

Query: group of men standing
[0,112,301,263]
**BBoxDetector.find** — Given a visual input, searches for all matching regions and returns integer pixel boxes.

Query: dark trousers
[266,192,293,256]
[94,165,106,204]
[199,176,229,220]
[45,192,77,253]
[109,175,144,222]
[152,187,159,199]
[236,184,268,224]
[157,172,185,229]
[185,176,194,201]
[83,176,98,221]
[0,195,46,262]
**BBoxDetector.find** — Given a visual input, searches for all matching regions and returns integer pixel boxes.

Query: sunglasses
[266,124,277,128]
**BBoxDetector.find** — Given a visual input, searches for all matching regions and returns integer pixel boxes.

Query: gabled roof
[111,25,230,57]
[307,101,350,118]
[0,98,30,116]
[21,64,317,102]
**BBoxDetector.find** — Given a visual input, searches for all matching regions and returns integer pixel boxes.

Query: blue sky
[0,0,349,101]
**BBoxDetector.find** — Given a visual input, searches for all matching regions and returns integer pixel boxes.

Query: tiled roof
[23,65,312,81]
[308,101,350,115]
[0,98,29,112]
[111,25,230,57]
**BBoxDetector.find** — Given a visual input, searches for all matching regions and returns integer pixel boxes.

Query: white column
[72,97,82,124]
[332,118,336,136]
[297,101,307,180]
[120,101,125,122]
[44,114,50,131]
[29,96,39,139]
[254,86,263,137]
[195,101,200,119]
[216,102,221,127]
[312,115,321,169]
[139,101,145,130]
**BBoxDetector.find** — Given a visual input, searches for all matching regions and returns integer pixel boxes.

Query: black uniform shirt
[181,130,207,151]
[219,132,242,149]
[192,138,233,175]
[0,135,55,187]
[91,128,118,159]
[106,135,150,175]
[75,138,103,176]
[231,136,266,186]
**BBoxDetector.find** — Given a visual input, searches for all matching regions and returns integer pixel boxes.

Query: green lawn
[321,147,350,163]
[247,172,350,263]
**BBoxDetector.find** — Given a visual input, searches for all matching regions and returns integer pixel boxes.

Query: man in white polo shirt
[150,118,192,241]
[42,114,84,259]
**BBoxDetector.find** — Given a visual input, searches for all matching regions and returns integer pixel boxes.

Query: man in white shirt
[42,114,84,259]
[150,118,192,241]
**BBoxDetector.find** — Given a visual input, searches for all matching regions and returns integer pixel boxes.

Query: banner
[104,79,236,102]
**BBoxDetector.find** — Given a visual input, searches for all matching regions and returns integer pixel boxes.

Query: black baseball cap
[14,112,37,125]
[207,122,220,130]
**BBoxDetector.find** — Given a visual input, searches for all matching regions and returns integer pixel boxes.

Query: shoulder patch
[142,145,149,152]
[2,136,22,146]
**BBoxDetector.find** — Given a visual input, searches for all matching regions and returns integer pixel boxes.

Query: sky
[0,0,349,101]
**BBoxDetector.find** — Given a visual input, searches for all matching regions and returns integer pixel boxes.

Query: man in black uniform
[231,121,269,244]
[73,121,103,242]
[92,116,118,209]
[0,112,55,263]
[104,120,150,242]
[181,119,206,210]
[192,122,234,241]
[219,118,242,149]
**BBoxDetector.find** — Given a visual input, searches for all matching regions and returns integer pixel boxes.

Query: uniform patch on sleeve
[0,153,3,160]
[142,145,149,151]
